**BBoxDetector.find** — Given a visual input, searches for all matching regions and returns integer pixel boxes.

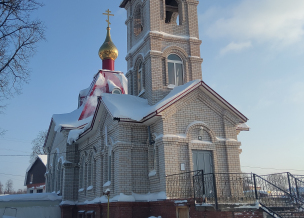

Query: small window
[112,88,121,94]
[37,189,43,193]
[137,62,143,94]
[165,0,179,24]
[78,211,85,218]
[86,212,95,218]
[167,54,183,86]
[80,158,85,188]
[153,144,157,170]
[108,154,112,181]
[177,206,189,218]
[134,5,143,36]
[91,158,94,186]
[30,190,33,193]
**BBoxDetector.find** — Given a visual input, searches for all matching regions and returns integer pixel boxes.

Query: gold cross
[103,9,114,28]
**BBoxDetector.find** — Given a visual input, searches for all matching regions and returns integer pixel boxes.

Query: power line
[0,137,31,143]
[0,155,31,157]
[0,149,79,157]
[0,173,24,177]
[0,152,304,173]
[241,165,304,172]
[0,148,30,154]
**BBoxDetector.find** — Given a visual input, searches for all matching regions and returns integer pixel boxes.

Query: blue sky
[0,0,304,191]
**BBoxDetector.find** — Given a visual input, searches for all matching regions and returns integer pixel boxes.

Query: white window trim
[138,89,145,96]
[112,88,122,94]
[137,63,143,94]
[108,154,111,181]
[167,55,184,86]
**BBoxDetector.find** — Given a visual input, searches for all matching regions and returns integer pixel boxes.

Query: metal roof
[119,0,130,8]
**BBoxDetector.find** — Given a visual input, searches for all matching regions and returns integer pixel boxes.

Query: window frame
[108,153,112,182]
[137,61,144,95]
[57,161,62,194]
[79,157,85,189]
[167,54,184,87]
[133,4,143,36]
[112,88,122,94]
[165,0,181,25]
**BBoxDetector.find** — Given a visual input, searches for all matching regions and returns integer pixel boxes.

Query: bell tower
[120,0,203,105]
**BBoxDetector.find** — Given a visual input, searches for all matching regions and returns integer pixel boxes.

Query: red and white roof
[51,70,127,132]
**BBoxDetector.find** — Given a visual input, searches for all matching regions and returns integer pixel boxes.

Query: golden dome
[98,27,118,61]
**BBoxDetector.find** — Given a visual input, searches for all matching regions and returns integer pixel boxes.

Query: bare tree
[0,0,45,135]
[16,188,26,194]
[0,181,3,194]
[30,129,47,162]
[0,0,45,100]
[5,179,13,194]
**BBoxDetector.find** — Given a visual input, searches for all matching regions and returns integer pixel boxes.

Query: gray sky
[0,0,303,191]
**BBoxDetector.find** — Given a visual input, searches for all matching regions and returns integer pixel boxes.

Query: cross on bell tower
[120,0,203,105]
[98,9,118,71]
[103,9,114,28]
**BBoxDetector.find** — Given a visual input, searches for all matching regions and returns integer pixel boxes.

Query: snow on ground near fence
[60,191,167,205]
[0,193,61,202]
[0,193,61,218]
[0,206,61,218]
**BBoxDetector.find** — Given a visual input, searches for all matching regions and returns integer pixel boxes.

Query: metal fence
[166,171,304,216]
[166,171,256,206]
[166,171,195,200]
[254,173,304,218]
[258,172,304,201]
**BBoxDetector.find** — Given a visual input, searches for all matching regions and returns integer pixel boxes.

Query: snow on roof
[52,70,128,132]
[38,155,48,166]
[0,193,62,202]
[236,123,250,131]
[26,155,47,173]
[52,103,92,131]
[65,80,199,144]
[79,87,90,97]
[102,79,201,121]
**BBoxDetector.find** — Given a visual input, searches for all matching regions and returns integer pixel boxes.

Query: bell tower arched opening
[165,0,178,24]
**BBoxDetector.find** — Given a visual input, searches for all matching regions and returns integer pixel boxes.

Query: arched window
[108,153,112,181]
[52,153,57,192]
[134,5,143,36]
[56,161,61,193]
[165,0,179,24]
[79,157,85,188]
[137,61,143,94]
[167,54,183,86]
[112,88,121,94]
[93,159,96,189]
[87,154,93,187]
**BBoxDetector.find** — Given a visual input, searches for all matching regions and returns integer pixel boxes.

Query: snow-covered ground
[0,193,61,218]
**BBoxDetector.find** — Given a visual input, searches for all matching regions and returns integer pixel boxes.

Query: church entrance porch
[59,171,304,218]
[166,171,304,218]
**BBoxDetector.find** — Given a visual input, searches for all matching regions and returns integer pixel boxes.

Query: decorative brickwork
[45,1,249,217]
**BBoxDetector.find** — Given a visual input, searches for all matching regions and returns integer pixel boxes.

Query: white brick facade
[44,0,248,204]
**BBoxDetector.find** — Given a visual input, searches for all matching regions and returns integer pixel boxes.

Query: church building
[44,0,251,217]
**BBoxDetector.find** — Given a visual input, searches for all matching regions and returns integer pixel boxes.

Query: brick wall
[61,200,264,218]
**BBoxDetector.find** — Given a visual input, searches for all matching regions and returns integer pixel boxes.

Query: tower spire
[98,9,118,71]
